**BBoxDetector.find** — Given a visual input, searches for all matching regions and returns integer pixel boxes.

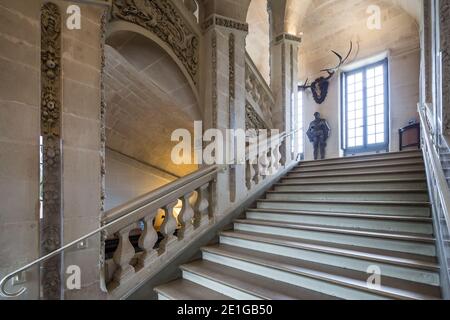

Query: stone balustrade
[102,166,216,293]
[245,53,275,129]
[246,132,284,190]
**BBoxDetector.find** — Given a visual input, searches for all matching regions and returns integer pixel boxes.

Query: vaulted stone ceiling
[104,32,200,177]
[285,0,421,35]
[246,0,422,85]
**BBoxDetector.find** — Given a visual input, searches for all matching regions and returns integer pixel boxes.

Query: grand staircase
[155,150,442,300]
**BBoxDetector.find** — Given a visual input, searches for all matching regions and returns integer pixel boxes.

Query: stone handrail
[245,53,274,129]
[103,165,218,292]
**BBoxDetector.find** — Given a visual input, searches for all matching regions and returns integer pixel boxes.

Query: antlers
[299,41,353,90]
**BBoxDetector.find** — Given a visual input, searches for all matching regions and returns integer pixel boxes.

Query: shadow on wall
[104,31,200,178]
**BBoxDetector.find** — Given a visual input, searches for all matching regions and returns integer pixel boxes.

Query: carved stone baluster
[246,159,257,190]
[271,143,280,173]
[137,214,158,268]
[159,201,179,254]
[268,143,279,176]
[259,150,270,178]
[194,183,210,228]
[112,224,136,285]
[178,192,195,239]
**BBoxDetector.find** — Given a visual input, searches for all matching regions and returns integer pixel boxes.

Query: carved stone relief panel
[111,0,199,84]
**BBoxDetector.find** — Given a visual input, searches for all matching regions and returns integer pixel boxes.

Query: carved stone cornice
[272,32,302,45]
[202,14,249,33]
[111,0,199,84]
[40,1,62,300]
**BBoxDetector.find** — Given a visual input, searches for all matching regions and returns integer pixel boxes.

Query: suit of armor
[307,112,331,160]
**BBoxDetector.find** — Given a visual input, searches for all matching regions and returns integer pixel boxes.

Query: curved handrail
[103,165,221,223]
[418,103,450,236]
[0,164,222,298]
[0,128,299,298]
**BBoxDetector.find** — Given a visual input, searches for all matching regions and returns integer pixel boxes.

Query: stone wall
[0,0,42,300]
[104,32,200,177]
[0,0,105,299]
[299,0,420,159]
[105,149,176,211]
[246,0,270,84]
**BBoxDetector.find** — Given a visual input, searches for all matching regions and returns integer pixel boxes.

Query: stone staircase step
[293,161,424,173]
[266,190,429,202]
[298,150,422,168]
[180,260,338,300]
[257,199,431,217]
[154,279,233,300]
[201,245,441,300]
[155,150,442,300]
[245,209,433,234]
[219,230,440,286]
[274,179,428,191]
[233,219,436,256]
[286,169,425,180]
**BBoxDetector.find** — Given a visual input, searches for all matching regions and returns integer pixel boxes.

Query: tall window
[341,59,389,154]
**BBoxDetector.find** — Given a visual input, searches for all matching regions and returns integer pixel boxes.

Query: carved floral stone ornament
[112,0,199,84]
[40,2,62,300]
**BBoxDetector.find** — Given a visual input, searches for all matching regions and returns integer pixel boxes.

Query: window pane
[375,65,384,76]
[375,76,383,86]
[344,63,386,151]
[376,95,384,105]
[376,133,384,143]
[376,85,384,96]
[348,75,355,84]
[355,137,363,146]
[376,114,384,123]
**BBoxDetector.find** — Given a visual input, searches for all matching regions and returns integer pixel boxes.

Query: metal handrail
[418,103,450,236]
[0,164,220,298]
[0,128,298,298]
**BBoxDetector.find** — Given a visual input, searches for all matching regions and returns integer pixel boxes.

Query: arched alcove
[104,29,200,209]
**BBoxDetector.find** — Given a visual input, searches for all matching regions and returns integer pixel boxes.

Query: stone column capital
[271,33,302,46]
[202,14,249,35]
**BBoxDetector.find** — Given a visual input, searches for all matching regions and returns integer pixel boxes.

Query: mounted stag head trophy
[299,42,353,104]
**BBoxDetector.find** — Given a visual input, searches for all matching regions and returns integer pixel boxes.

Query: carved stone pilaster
[270,32,301,164]
[229,33,236,202]
[211,30,218,129]
[99,8,108,292]
[40,2,62,300]
[111,0,199,84]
